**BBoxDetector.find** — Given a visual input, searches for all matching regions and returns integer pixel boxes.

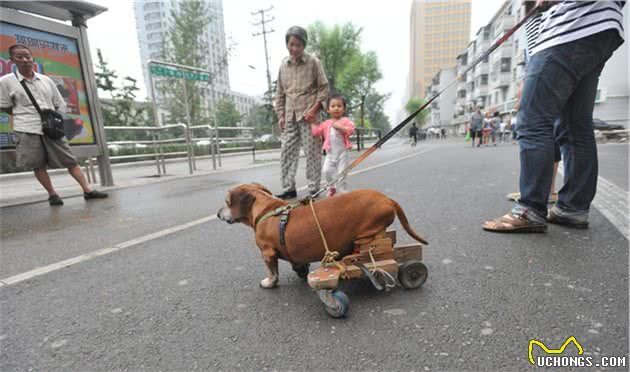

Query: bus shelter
[0,1,113,186]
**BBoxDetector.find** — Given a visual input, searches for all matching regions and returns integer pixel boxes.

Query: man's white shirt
[0,70,66,135]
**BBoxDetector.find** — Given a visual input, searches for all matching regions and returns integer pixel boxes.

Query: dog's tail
[391,199,429,245]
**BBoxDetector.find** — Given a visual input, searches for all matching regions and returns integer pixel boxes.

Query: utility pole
[251,6,277,136]
[251,6,274,98]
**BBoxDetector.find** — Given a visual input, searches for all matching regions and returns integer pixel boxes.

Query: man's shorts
[15,132,78,170]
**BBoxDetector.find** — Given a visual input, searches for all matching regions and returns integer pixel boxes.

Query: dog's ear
[251,182,272,195]
[230,189,256,221]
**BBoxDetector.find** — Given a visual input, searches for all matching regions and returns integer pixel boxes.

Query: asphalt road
[1,139,628,371]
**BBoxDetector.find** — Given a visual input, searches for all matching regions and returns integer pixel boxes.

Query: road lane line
[0,146,434,287]
[0,215,217,287]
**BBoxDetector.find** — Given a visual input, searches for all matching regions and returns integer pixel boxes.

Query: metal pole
[148,68,162,175]
[211,83,221,167]
[209,126,217,170]
[183,80,194,174]
[72,16,113,186]
[151,130,160,175]
[251,128,256,163]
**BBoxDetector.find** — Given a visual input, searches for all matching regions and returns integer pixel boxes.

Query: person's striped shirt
[529,1,625,56]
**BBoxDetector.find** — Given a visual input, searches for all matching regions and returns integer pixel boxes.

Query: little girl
[311,94,355,197]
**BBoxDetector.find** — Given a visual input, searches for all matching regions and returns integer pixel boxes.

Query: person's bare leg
[33,168,58,196]
[68,165,92,193]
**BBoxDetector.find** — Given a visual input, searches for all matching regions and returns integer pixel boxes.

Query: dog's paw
[259,277,278,289]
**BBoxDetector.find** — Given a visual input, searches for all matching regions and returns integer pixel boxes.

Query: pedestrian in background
[470,106,483,147]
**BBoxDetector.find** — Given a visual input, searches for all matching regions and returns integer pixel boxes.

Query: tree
[95,49,117,98]
[306,22,362,92]
[246,103,275,137]
[365,92,391,132]
[94,49,152,141]
[158,0,214,127]
[405,98,430,129]
[337,51,382,129]
[215,98,241,134]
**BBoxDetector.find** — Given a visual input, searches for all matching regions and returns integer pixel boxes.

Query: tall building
[408,0,471,100]
[452,0,628,132]
[133,1,257,120]
[424,67,456,132]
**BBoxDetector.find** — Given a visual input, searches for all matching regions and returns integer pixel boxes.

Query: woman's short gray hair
[285,26,307,46]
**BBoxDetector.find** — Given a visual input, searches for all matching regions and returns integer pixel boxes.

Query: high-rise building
[408,0,471,100]
[133,1,257,120]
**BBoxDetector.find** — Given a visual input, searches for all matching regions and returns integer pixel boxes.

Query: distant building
[424,68,456,133]
[133,0,257,124]
[452,0,628,130]
[408,0,471,101]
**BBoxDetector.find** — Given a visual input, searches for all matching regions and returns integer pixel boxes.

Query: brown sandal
[483,213,547,233]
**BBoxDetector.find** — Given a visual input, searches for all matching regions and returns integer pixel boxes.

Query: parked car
[593,118,624,131]
[255,134,275,143]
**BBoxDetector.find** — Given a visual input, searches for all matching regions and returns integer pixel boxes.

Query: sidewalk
[0,149,284,208]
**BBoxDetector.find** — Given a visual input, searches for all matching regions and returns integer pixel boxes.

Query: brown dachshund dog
[217,183,428,288]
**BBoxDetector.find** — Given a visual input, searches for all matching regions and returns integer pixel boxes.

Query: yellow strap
[308,199,340,267]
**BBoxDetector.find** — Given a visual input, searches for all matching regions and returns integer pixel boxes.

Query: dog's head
[217,183,273,225]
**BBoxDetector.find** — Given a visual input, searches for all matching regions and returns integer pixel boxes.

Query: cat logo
[528,336,584,365]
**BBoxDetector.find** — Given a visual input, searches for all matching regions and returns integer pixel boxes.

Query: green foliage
[365,92,391,132]
[306,22,362,92]
[95,49,153,142]
[215,99,242,137]
[158,0,215,127]
[306,22,388,131]
[337,51,382,128]
[95,49,117,96]
[405,98,430,129]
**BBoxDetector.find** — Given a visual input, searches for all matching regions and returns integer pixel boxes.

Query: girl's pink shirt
[311,117,356,151]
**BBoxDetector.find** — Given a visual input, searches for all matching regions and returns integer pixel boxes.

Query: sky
[86,0,504,124]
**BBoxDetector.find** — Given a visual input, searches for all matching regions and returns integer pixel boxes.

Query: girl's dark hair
[328,93,346,108]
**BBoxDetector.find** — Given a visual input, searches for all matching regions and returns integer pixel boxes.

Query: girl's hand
[304,109,317,123]
[332,122,347,134]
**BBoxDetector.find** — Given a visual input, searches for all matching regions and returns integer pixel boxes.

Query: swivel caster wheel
[318,289,349,318]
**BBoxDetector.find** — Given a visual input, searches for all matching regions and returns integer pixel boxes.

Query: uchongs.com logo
[528,336,627,368]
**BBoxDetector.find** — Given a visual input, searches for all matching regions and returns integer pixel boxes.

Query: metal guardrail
[104,124,190,175]
[189,125,255,170]
[102,124,256,175]
[351,128,382,151]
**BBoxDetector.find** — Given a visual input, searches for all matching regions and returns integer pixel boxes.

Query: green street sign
[150,65,210,82]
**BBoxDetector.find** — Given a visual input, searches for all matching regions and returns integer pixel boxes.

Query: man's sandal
[483,213,547,233]
[506,192,558,204]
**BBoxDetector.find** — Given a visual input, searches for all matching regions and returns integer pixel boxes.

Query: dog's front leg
[260,248,279,289]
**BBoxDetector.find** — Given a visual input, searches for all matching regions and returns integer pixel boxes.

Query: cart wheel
[318,290,349,318]
[398,261,428,289]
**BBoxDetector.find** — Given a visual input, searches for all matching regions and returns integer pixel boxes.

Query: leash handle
[310,5,540,199]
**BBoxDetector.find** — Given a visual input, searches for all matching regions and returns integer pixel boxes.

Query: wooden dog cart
[307,230,428,318]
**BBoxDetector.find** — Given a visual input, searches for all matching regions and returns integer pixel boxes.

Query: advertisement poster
[0,21,96,148]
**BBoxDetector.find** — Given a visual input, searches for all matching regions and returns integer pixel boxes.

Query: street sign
[149,64,210,82]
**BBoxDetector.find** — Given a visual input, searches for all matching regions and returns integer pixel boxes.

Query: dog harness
[255,201,302,259]
[254,198,343,271]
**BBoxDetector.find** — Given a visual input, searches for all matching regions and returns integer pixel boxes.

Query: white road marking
[0,146,434,287]
[0,215,217,287]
